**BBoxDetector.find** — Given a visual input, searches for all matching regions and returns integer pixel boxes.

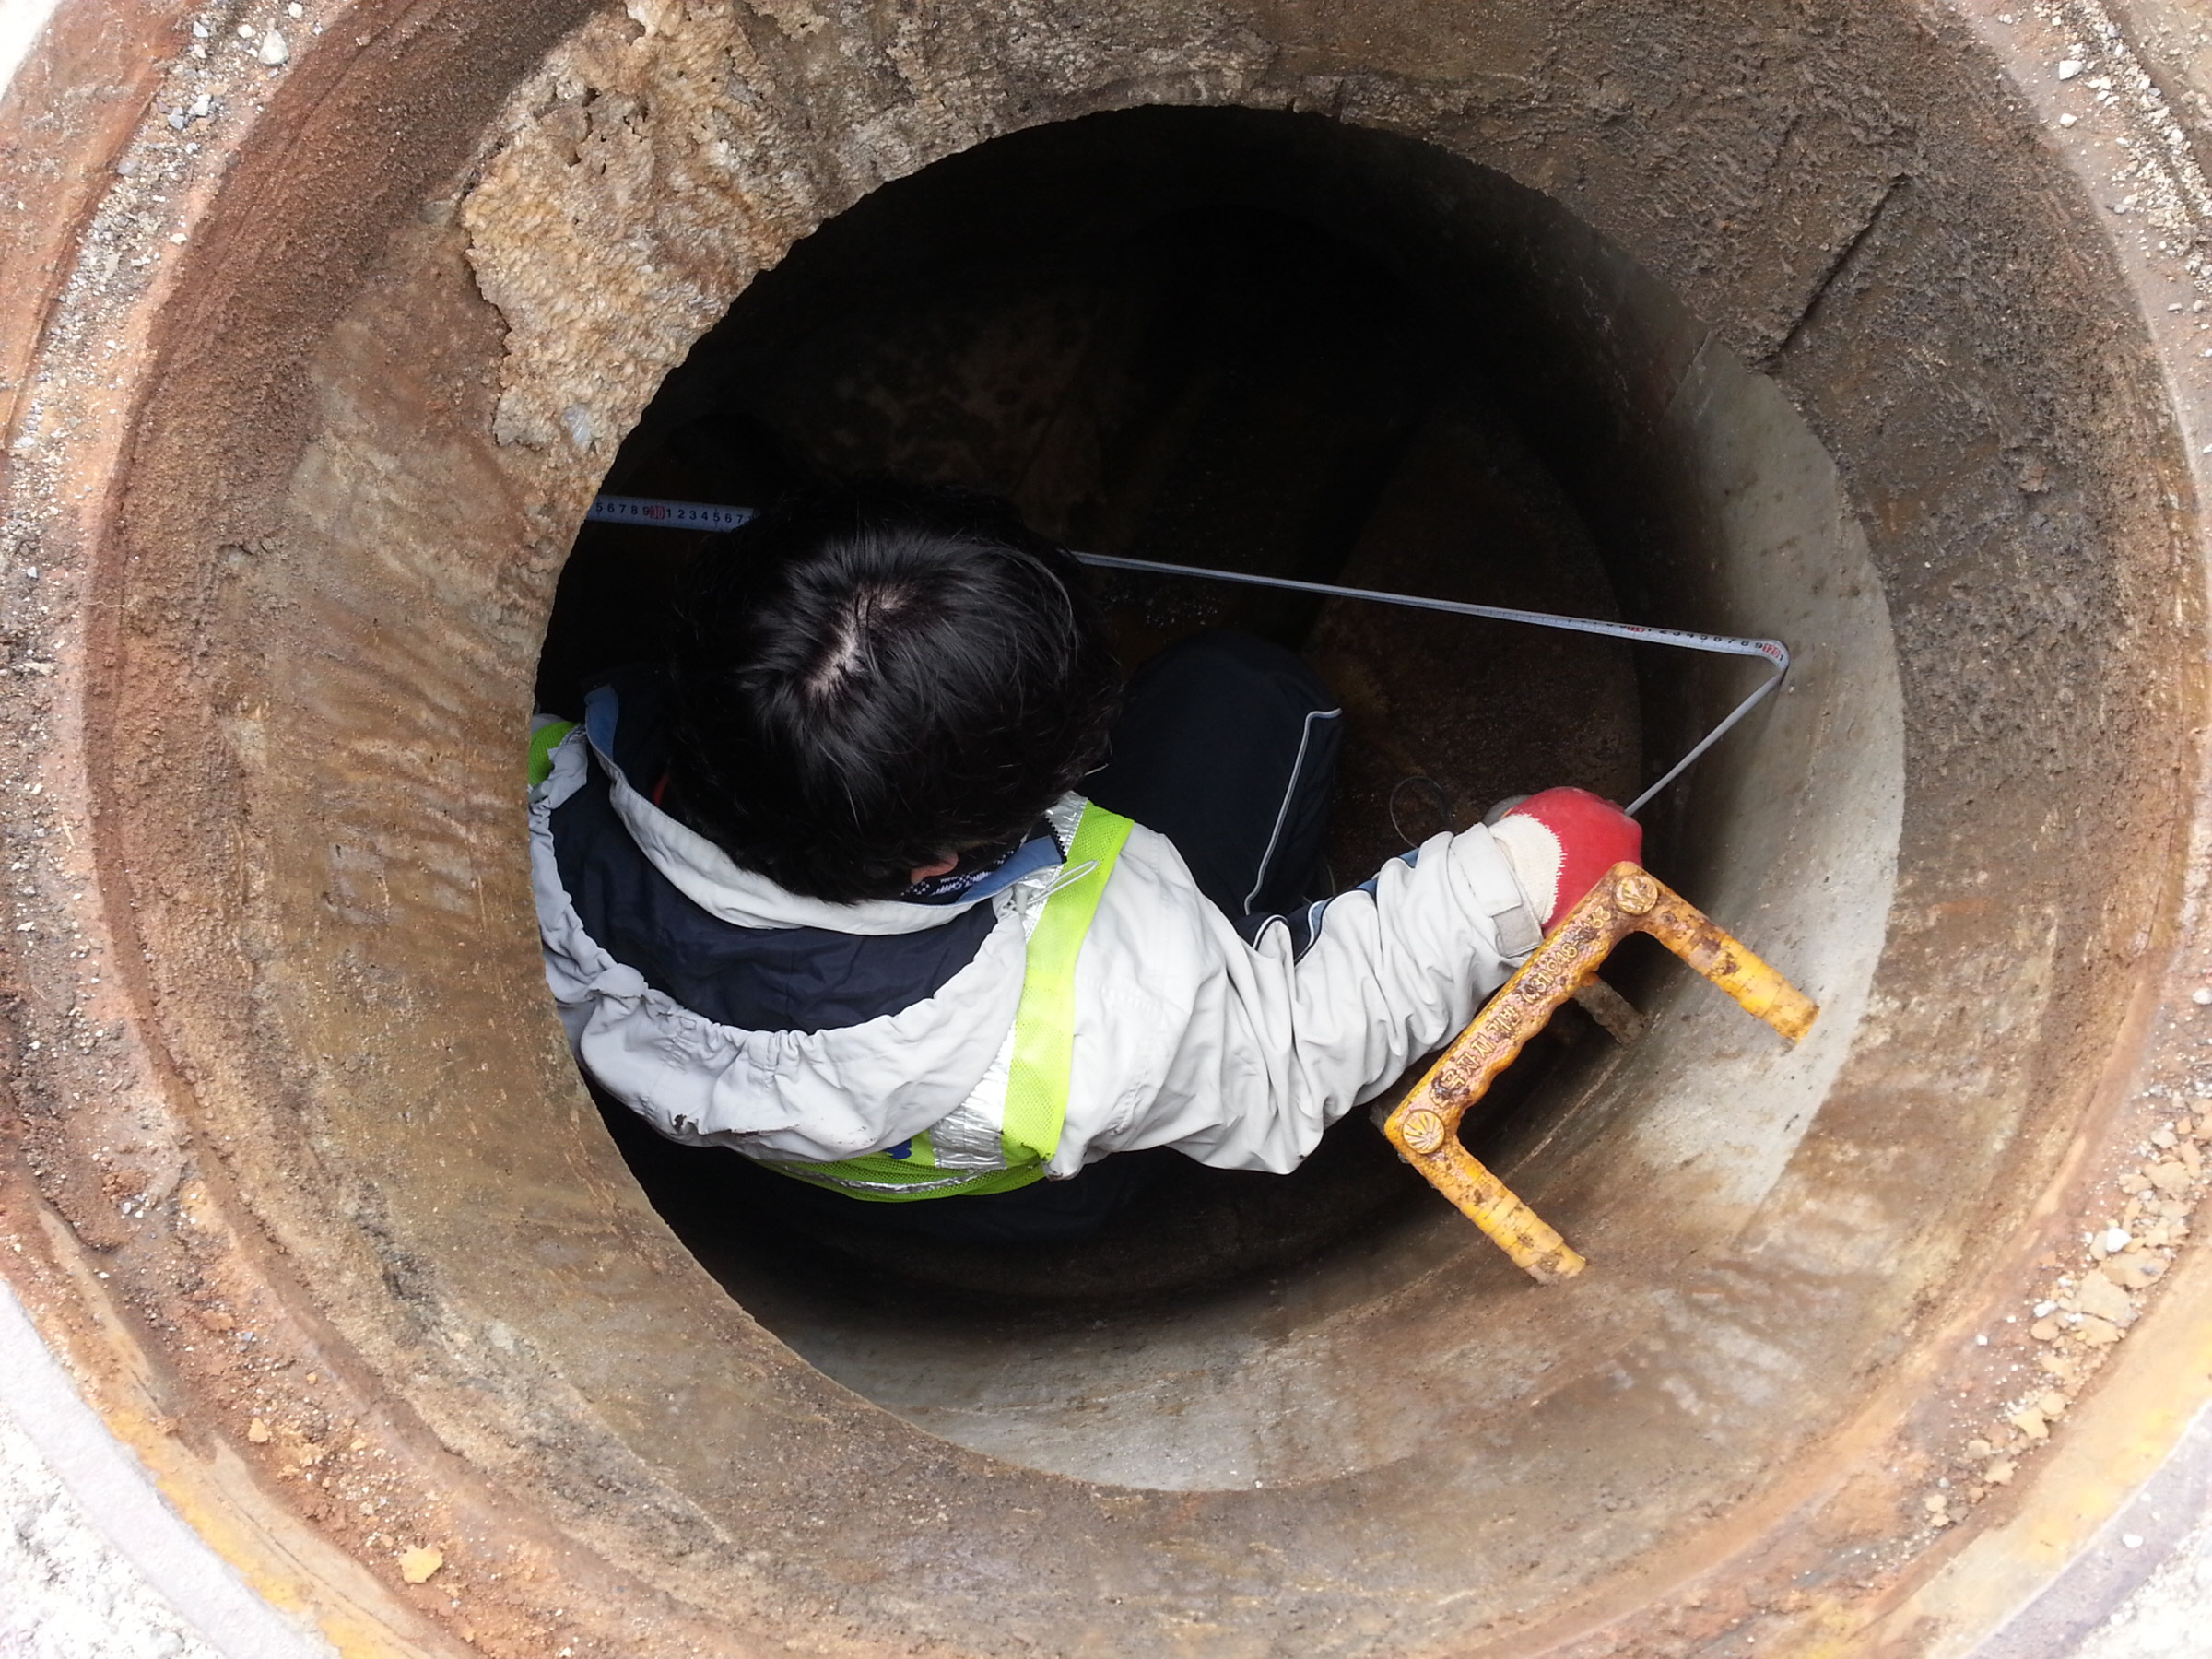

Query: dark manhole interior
[535,106,1726,1329]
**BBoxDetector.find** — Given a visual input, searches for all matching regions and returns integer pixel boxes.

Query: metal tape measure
[582,494,1789,817]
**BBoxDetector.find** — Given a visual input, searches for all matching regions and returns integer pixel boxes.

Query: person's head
[667,482,1120,904]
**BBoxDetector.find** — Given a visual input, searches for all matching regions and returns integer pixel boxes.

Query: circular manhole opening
[534,106,1901,1489]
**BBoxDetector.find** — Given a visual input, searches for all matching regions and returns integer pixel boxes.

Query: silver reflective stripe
[928,1089,1008,1169]
[786,1168,989,1194]
[1041,793,1086,854]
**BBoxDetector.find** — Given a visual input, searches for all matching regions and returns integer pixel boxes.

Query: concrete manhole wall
[6,2,2212,1657]
[564,100,1913,1495]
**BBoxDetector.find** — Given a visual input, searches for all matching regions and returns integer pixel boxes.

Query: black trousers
[1087,629,1343,924]
[761,630,1343,1243]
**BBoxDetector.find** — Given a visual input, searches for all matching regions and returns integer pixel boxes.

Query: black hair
[666,482,1121,905]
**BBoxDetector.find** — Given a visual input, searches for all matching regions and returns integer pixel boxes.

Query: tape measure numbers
[584,495,757,532]
[582,493,1790,817]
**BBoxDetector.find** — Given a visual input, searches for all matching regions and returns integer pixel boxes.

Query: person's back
[529,481,1639,1241]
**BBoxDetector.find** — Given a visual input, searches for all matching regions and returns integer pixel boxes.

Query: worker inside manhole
[528,106,1789,1334]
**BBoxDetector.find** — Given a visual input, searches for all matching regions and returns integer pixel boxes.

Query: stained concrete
[6,0,2212,1655]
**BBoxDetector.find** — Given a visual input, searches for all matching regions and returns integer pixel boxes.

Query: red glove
[1488,787,1642,930]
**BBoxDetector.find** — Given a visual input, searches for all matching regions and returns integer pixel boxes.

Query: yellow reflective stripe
[745,801,1132,1203]
[764,1160,1048,1203]
[771,1126,937,1182]
[999,803,1134,1167]
[528,720,577,787]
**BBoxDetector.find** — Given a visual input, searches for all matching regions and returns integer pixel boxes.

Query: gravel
[0,1400,218,1659]
[2071,1515,2212,1659]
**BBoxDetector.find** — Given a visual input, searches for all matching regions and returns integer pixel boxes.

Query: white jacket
[532,719,1545,1177]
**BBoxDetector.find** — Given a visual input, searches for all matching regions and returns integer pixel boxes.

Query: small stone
[2077,1272,2135,1324]
[2107,1252,2166,1290]
[236,22,254,37]
[2121,1171,2152,1194]
[2011,1408,2049,1441]
[2030,1318,2061,1342]
[2058,58,2086,79]
[2150,1160,2192,1196]
[1986,1459,2018,1486]
[1966,1438,1994,1458]
[2194,989,2212,1007]
[1924,1491,1949,1512]
[257,30,288,65]
[2059,112,2079,127]
[2104,1226,2133,1253]
[2039,1391,2069,1418]
[398,1546,444,1584]
[247,1418,272,1443]
[2183,1140,2202,1174]
[2077,1314,2124,1347]
[2153,1126,2180,1148]
[2124,1533,2145,1548]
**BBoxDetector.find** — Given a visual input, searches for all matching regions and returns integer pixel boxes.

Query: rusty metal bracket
[1380,863,1819,1285]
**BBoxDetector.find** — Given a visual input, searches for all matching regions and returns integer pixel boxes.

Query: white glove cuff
[1485,813,1562,935]
[1449,824,1546,960]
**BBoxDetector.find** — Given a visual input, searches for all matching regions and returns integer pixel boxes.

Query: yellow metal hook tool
[1380,863,1818,1284]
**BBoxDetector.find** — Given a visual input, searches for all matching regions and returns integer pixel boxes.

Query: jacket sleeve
[1049,821,1544,1176]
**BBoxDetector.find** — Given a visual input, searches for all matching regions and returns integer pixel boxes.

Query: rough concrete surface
[11,0,2212,1654]
[3,1381,2210,1659]
[0,1403,218,1659]
[0,1277,329,1659]
[2069,1524,2212,1659]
